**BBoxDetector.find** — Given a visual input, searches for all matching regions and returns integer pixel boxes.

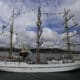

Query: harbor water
[0,69,80,80]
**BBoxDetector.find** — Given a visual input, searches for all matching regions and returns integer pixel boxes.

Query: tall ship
[0,2,80,73]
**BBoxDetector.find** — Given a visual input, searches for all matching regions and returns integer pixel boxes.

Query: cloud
[0,0,79,50]
[15,27,60,48]
[42,27,58,41]
[60,30,80,50]
[14,12,37,31]
[42,27,60,48]
[0,31,16,47]
[0,1,12,21]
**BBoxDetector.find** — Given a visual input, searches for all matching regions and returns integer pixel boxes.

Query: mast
[64,9,71,52]
[36,6,43,63]
[63,9,78,58]
[9,9,14,57]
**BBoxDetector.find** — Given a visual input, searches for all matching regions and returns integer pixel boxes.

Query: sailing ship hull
[0,61,80,73]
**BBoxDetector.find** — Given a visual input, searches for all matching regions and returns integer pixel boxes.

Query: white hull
[0,61,80,73]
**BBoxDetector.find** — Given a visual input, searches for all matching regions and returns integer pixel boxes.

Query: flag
[2,25,7,33]
[2,25,6,28]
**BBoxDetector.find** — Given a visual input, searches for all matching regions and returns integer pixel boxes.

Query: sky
[0,0,80,50]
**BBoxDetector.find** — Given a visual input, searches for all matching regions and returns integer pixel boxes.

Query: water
[0,70,80,80]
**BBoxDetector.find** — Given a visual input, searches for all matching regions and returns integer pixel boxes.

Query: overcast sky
[0,0,80,50]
